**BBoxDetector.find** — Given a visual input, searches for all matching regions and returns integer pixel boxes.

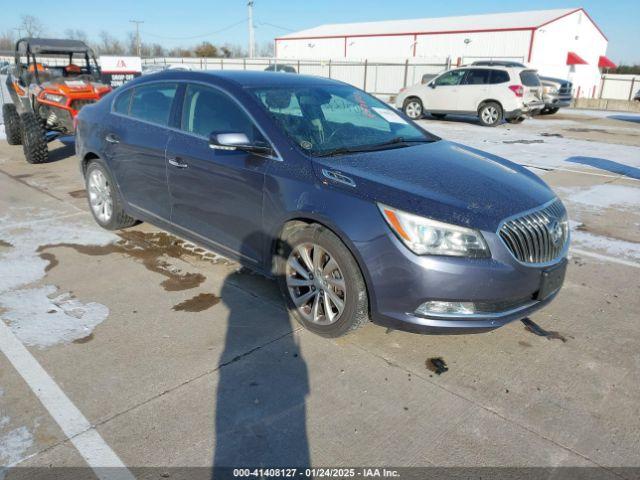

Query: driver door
[423,69,467,112]
[166,83,269,264]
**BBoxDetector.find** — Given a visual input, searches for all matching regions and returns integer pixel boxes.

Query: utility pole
[247,1,255,58]
[130,20,144,57]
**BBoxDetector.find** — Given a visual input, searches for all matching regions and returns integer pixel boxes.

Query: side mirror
[209,132,273,156]
[429,83,436,89]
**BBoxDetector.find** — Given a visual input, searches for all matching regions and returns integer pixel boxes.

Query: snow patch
[572,230,640,260]
[0,208,117,348]
[560,184,640,210]
[0,422,33,468]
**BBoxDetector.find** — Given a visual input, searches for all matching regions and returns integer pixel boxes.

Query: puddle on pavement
[37,231,216,291]
[521,318,567,343]
[68,189,87,199]
[426,357,448,375]
[39,252,59,273]
[172,293,220,312]
[73,333,94,344]
[518,341,532,348]
[502,139,544,144]
[565,127,612,134]
[540,132,563,138]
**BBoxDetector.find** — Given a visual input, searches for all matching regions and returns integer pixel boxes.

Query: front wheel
[402,97,423,120]
[21,112,48,163]
[277,224,369,337]
[85,160,137,230]
[478,102,503,127]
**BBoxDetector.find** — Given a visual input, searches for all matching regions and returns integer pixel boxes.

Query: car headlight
[378,204,490,258]
[43,93,66,103]
[543,86,558,94]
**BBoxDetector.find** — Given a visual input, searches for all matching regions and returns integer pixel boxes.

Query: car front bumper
[358,229,567,334]
[543,94,573,109]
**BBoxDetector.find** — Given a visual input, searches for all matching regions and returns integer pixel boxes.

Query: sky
[0,0,638,63]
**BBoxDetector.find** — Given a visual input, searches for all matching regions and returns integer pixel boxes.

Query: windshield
[251,84,437,156]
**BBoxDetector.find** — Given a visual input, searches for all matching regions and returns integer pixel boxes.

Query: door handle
[105,133,120,144]
[168,157,188,169]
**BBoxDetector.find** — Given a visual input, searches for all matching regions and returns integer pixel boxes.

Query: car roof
[17,37,92,54]
[138,69,341,88]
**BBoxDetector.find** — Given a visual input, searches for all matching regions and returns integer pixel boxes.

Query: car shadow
[46,141,76,163]
[420,113,483,126]
[565,155,640,180]
[212,232,310,477]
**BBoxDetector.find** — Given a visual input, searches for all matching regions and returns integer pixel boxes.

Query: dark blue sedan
[75,70,569,337]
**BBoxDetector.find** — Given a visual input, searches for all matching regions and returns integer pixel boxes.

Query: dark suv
[76,71,569,337]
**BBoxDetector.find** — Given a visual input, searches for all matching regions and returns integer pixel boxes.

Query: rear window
[129,83,178,126]
[113,89,132,115]
[520,70,541,87]
[489,70,510,84]
[464,69,491,85]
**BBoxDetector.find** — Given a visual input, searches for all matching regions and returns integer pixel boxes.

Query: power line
[141,18,247,41]
[257,22,295,32]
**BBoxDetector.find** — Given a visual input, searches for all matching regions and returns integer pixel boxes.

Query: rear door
[423,69,467,111]
[106,82,177,221]
[166,83,269,264]
[458,69,491,112]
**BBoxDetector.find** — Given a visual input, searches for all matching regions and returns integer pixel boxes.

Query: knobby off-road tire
[85,160,137,230]
[2,104,22,145]
[277,223,369,338]
[21,112,48,163]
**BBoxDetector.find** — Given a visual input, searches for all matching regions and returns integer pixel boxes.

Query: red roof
[598,55,616,69]
[567,51,588,65]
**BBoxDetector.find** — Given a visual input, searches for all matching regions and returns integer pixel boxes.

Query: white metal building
[275,8,614,98]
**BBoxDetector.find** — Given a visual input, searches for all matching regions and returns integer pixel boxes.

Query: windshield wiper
[316,137,433,157]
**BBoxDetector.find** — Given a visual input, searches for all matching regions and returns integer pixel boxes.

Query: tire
[402,97,423,120]
[506,116,525,124]
[85,160,136,230]
[2,104,22,145]
[276,223,369,338]
[544,107,560,115]
[431,113,446,119]
[478,102,503,127]
[20,112,48,163]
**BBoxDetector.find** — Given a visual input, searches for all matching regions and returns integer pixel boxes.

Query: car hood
[312,140,556,232]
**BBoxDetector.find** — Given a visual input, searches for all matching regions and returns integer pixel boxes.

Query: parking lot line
[0,320,135,480]
[571,247,640,269]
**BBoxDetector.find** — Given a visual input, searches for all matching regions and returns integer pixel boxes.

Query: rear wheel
[85,160,136,230]
[402,97,423,120]
[20,112,48,163]
[277,224,369,337]
[543,107,560,115]
[478,102,503,127]
[2,104,22,145]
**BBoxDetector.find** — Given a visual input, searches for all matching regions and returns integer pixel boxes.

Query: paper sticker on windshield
[372,107,408,124]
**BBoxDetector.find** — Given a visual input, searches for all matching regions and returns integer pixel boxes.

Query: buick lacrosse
[75,70,568,337]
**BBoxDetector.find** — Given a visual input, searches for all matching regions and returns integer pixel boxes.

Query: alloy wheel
[87,169,113,223]
[404,101,422,119]
[286,243,346,325]
[481,106,499,124]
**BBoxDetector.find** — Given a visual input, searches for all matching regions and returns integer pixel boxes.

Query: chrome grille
[559,82,572,95]
[499,200,568,264]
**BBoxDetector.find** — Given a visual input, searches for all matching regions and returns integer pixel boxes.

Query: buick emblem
[548,219,564,246]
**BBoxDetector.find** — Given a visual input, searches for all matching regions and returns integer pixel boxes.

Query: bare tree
[98,31,125,55]
[64,29,88,43]
[257,41,274,57]
[20,15,45,38]
[0,30,15,52]
[151,43,166,57]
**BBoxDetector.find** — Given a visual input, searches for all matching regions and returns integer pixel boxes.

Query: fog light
[416,301,475,316]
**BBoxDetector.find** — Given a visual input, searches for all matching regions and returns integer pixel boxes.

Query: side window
[463,69,491,85]
[113,89,133,115]
[434,70,466,86]
[129,83,177,126]
[181,84,261,142]
[489,70,510,84]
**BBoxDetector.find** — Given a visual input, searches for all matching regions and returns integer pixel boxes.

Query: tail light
[509,85,524,97]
